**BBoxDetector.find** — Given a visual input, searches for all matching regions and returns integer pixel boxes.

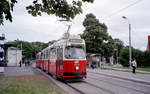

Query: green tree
[0,0,17,25]
[142,51,150,67]
[6,40,52,60]
[81,13,114,58]
[26,0,94,20]
[114,38,124,54]
[0,0,94,25]
[113,38,124,62]
[119,46,150,67]
[119,46,130,67]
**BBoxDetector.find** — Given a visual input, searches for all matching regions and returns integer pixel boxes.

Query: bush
[142,51,150,67]
[119,46,150,67]
[119,47,129,67]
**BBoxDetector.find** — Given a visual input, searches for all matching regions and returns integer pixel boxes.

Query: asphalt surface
[65,69,150,94]
[84,72,150,94]
[87,68,150,85]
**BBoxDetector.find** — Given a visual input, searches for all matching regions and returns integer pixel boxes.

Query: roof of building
[8,47,21,50]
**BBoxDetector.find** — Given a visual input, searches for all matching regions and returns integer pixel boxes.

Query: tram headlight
[75,66,79,70]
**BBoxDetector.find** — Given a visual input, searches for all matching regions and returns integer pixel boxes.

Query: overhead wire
[101,0,144,21]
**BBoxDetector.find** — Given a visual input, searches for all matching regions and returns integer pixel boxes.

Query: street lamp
[114,49,118,64]
[122,16,132,67]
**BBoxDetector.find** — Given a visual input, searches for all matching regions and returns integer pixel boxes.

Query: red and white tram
[36,33,86,80]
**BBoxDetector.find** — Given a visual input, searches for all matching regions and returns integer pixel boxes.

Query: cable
[101,0,144,21]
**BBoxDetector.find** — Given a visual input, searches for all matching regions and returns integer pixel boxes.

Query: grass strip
[0,75,66,94]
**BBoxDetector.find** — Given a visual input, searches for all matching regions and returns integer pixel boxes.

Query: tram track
[35,67,115,94]
[81,81,115,94]
[64,82,86,94]
[87,76,148,94]
[35,68,150,94]
[87,71,150,85]
[65,80,115,94]
[35,68,86,94]
[88,71,150,87]
[38,67,114,94]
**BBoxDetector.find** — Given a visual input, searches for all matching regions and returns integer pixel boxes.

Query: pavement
[87,68,150,85]
[103,65,150,74]
[3,66,35,77]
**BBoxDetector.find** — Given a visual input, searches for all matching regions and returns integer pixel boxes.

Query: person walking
[131,59,137,74]
[19,61,22,67]
[27,60,30,67]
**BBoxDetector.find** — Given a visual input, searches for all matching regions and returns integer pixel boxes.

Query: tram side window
[60,48,63,65]
[36,55,39,59]
[38,54,40,60]
[53,49,56,60]
[41,52,44,59]
[44,51,47,59]
[41,53,42,59]
[39,54,41,60]
[50,49,56,60]
[46,50,48,59]
[45,51,46,59]
[36,54,40,60]
[48,49,50,59]
[50,50,52,60]
[43,52,45,59]
[57,48,63,65]
[57,48,62,59]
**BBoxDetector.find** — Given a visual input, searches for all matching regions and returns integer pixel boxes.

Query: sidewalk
[4,66,35,77]
[103,65,150,74]
[87,68,150,85]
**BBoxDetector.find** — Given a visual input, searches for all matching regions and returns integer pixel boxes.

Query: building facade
[0,34,5,72]
[6,47,22,67]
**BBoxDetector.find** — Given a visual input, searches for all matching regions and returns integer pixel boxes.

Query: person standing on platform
[131,59,137,74]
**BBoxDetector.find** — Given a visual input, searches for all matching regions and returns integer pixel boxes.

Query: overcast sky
[0,0,150,51]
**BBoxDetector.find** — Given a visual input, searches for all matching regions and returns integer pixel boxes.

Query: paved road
[66,70,150,94]
[88,68,150,84]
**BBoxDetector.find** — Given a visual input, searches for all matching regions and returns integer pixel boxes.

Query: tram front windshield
[64,46,86,59]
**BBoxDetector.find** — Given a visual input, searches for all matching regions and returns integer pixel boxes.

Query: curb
[111,68,150,74]
[88,70,150,85]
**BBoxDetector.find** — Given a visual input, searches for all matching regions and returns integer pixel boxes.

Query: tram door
[57,48,63,75]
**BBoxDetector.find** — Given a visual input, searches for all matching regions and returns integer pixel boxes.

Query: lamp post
[122,16,132,67]
[114,49,118,64]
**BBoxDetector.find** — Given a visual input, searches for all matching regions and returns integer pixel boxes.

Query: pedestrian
[27,60,30,67]
[19,61,21,67]
[131,59,137,74]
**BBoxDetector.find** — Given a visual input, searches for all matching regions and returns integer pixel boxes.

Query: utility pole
[122,16,132,67]
[21,43,22,67]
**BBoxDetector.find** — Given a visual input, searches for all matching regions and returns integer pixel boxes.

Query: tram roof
[39,34,85,53]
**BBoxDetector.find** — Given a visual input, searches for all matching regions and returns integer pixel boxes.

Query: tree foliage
[0,0,17,25]
[0,0,94,25]
[119,46,150,67]
[26,0,94,20]
[81,13,115,58]
[6,40,54,60]
[113,38,124,61]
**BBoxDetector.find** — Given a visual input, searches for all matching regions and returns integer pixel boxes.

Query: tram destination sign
[69,39,83,43]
